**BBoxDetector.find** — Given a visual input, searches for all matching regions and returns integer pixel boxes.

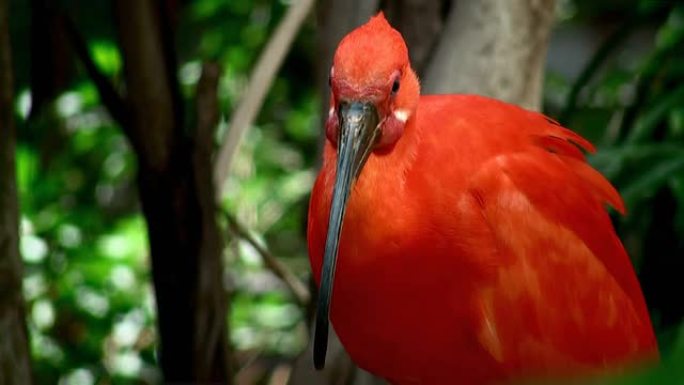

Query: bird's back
[308,95,658,384]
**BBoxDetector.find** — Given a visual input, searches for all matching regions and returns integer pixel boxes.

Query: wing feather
[465,128,657,373]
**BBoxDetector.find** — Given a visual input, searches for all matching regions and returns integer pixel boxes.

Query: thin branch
[225,213,311,307]
[193,62,233,381]
[156,0,185,133]
[60,12,130,132]
[195,61,221,151]
[214,0,314,306]
[0,0,33,380]
[214,0,315,197]
[210,0,316,310]
[113,0,177,171]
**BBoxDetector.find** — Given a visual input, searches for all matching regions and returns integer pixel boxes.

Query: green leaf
[590,144,684,179]
[621,157,684,209]
[625,85,684,144]
[669,175,684,236]
[89,41,122,76]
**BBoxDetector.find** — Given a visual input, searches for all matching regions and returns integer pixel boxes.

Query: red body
[308,15,657,385]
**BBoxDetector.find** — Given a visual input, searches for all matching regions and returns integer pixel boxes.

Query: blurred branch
[225,212,311,307]
[156,0,184,133]
[214,0,315,196]
[112,0,231,381]
[195,62,222,151]
[211,0,316,315]
[28,0,72,120]
[193,61,235,381]
[61,11,130,131]
[268,364,292,385]
[0,0,33,381]
[202,52,310,307]
[113,0,177,171]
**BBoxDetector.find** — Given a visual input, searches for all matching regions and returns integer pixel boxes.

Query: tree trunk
[384,0,446,76]
[113,0,230,382]
[0,0,34,383]
[423,0,557,111]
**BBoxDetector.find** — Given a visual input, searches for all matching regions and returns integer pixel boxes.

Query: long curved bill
[314,101,380,370]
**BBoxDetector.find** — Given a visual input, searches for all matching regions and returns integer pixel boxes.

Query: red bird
[308,13,658,385]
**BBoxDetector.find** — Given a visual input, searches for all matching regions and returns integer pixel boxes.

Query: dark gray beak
[314,101,380,370]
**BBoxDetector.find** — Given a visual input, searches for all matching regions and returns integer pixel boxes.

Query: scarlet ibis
[308,13,658,385]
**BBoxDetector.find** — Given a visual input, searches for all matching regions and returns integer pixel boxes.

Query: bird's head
[325,12,420,154]
[314,12,419,370]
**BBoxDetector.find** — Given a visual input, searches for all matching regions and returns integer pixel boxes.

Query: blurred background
[0,0,682,384]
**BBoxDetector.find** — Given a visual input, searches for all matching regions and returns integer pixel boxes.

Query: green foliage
[16,84,154,383]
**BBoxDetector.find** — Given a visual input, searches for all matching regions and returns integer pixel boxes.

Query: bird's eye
[391,79,400,95]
